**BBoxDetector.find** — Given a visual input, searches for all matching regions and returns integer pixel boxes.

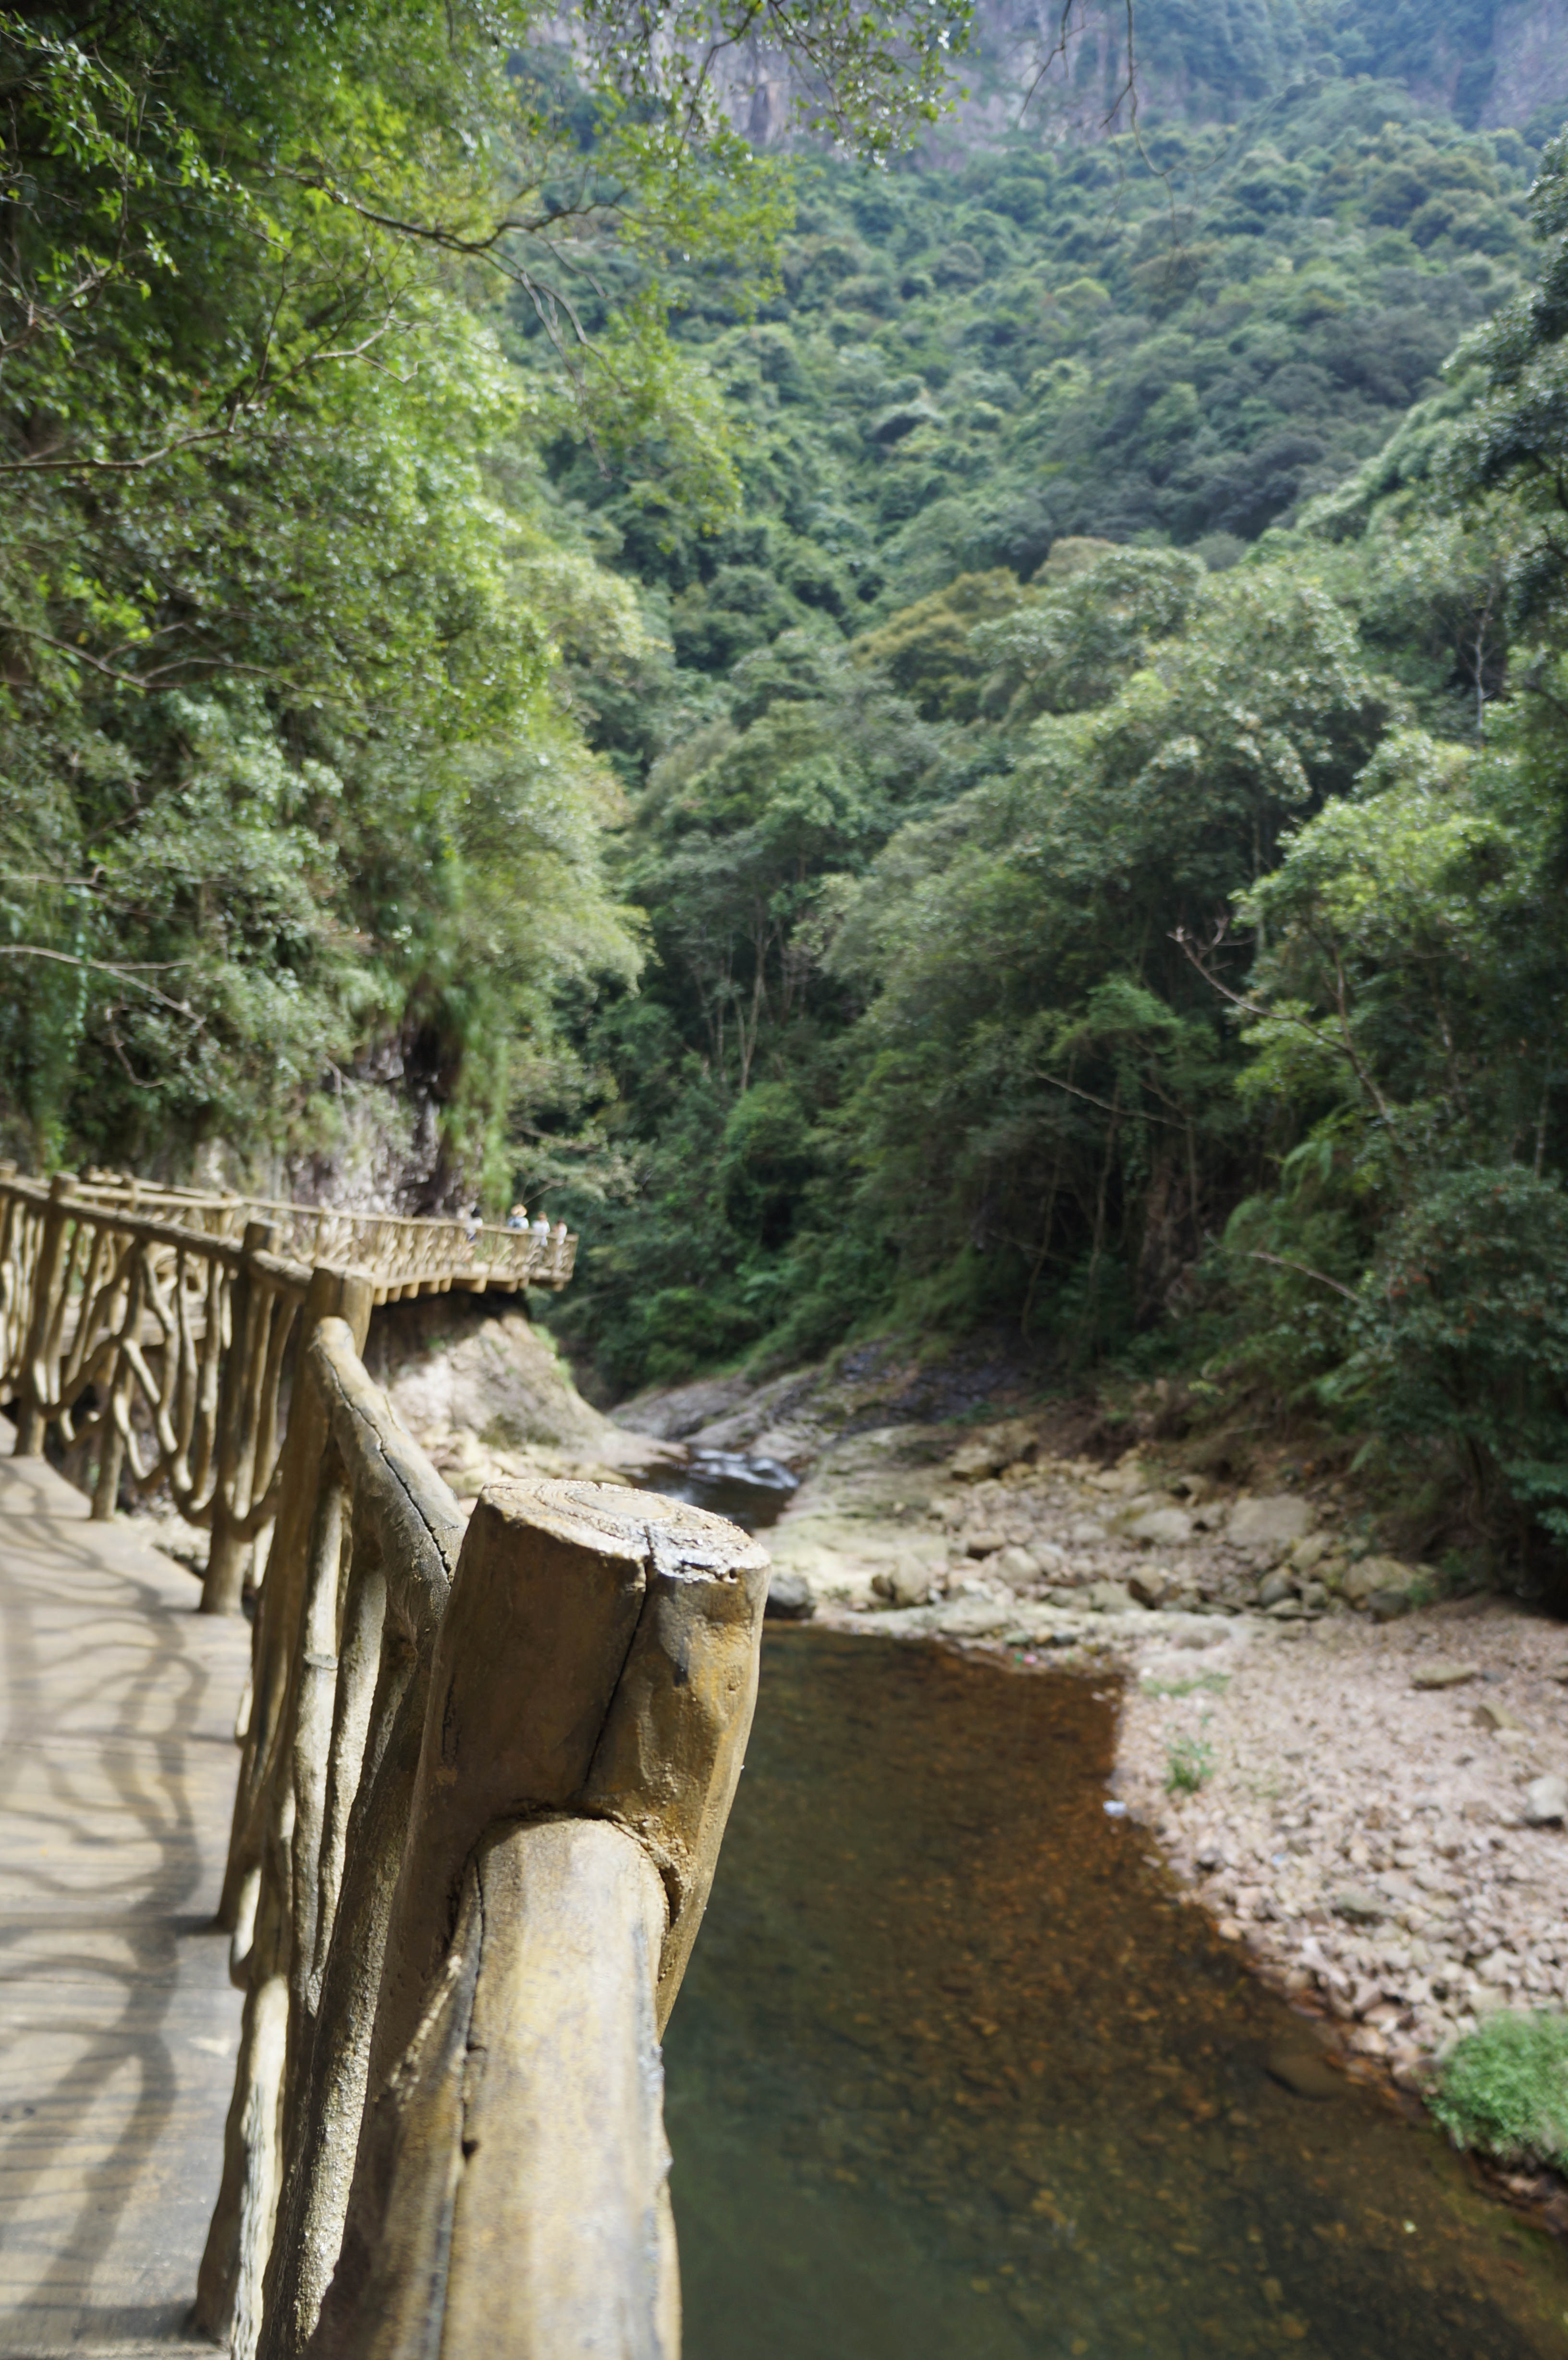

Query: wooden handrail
[0,1171,319,1610]
[0,1172,746,2355]
[195,1316,768,2360]
[64,1170,579,1293]
[0,1169,579,1610]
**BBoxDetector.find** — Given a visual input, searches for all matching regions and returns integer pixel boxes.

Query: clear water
[641,1447,799,1529]
[665,1630,1568,2359]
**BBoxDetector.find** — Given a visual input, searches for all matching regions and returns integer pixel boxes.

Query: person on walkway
[506,1202,528,1230]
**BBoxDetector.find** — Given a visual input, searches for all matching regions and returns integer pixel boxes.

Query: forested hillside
[521,49,1568,1570]
[7,3,1568,1564]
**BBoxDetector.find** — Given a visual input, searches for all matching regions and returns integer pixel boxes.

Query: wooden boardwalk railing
[0,1171,577,1612]
[0,1171,766,2359]
[65,1172,578,1298]
[199,1316,767,2360]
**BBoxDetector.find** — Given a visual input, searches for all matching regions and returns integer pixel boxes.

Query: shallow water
[665,1631,1568,2359]
[641,1447,798,1529]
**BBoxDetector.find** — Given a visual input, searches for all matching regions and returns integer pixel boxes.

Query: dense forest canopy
[0,0,969,1197]
[7,0,1568,1566]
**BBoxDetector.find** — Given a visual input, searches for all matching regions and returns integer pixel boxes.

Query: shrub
[1431,2011,1568,2171]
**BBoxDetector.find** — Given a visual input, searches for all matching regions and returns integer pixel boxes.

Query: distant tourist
[506,1202,528,1230]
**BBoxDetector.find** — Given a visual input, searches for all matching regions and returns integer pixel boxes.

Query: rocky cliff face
[720,0,1568,151]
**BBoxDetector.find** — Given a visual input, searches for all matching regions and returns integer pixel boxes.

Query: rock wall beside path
[362,1294,675,1498]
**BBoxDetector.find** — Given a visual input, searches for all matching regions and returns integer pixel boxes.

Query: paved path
[0,1419,247,2354]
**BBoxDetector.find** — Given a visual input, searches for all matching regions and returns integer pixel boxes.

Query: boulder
[1127,1567,1172,1608]
[1524,1774,1567,1827]
[960,1524,1005,1557]
[1088,1461,1148,1497]
[993,1545,1041,1595]
[1368,1588,1412,1622]
[1290,1532,1333,1573]
[1333,1885,1386,1924]
[1228,1495,1315,1551]
[870,1562,936,1610]
[1342,1554,1420,1605]
[1080,1579,1139,1613]
[949,1421,1036,1481]
[764,1569,815,1621]
[1126,1506,1192,1547]
[1265,2047,1343,2102]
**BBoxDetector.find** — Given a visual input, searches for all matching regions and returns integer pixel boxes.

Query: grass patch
[1164,1726,1216,1794]
[1431,2012,1568,2172]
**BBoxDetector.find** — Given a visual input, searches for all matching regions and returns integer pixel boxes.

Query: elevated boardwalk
[0,1416,245,2355]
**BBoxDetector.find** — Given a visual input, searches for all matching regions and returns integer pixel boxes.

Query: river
[663,1628,1568,2358]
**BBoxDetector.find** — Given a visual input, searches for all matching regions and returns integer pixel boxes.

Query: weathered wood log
[255,1324,465,2360]
[307,1819,677,2360]
[13,1171,75,1455]
[199,1282,379,2358]
[205,1219,277,1611]
[305,1480,766,2360]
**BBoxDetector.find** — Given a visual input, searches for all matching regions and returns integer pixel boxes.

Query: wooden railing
[0,1170,316,1611]
[0,1166,766,2354]
[0,1169,578,1611]
[67,1172,577,1296]
[197,1314,768,2360]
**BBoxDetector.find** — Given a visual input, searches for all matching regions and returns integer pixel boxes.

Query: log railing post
[13,1170,75,1456]
[219,1266,375,1926]
[306,1478,768,2360]
[202,1315,461,2360]
[203,1218,276,1615]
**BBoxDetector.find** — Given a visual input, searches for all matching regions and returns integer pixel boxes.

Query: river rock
[994,1546,1041,1594]
[1081,1579,1139,1613]
[1257,1570,1295,1609]
[1474,1698,1528,1733]
[765,1569,816,1620]
[1265,2046,1343,2101]
[1524,1774,1568,1826]
[1333,1884,1386,1923]
[949,1421,1035,1481]
[1368,1588,1412,1622]
[870,1563,935,1610]
[1127,1567,1172,1607]
[1067,1517,1107,1546]
[1289,1532,1333,1573]
[1342,1554,1420,1605]
[1410,1661,1480,1691]
[1127,1506,1192,1547]
[1229,1495,1315,1551]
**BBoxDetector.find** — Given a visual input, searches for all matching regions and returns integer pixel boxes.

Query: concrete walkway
[0,1419,247,2355]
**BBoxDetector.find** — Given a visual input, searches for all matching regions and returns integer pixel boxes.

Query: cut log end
[472,1475,771,1583]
